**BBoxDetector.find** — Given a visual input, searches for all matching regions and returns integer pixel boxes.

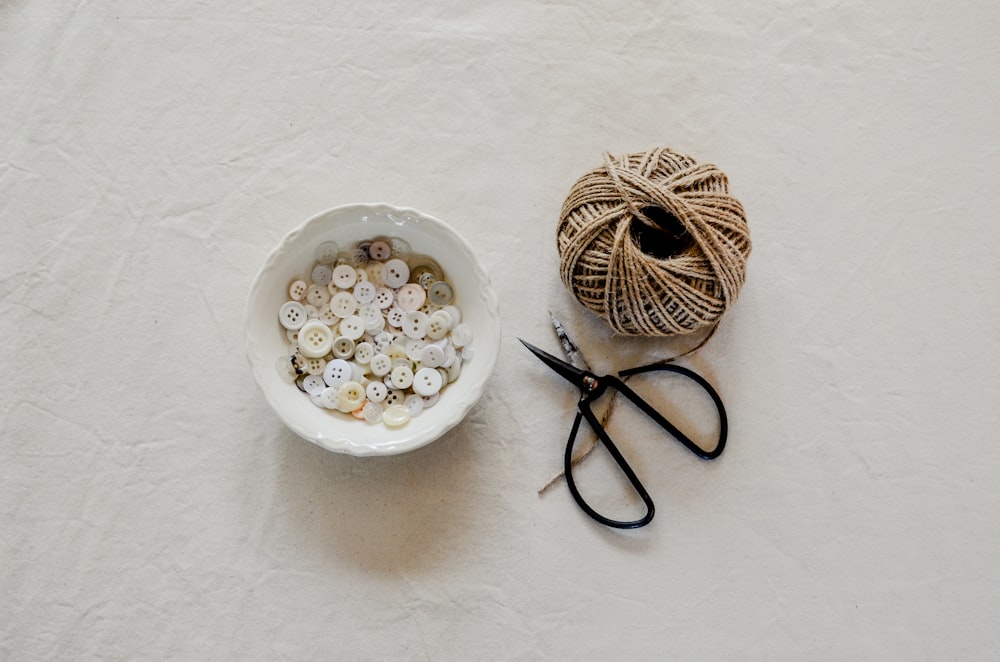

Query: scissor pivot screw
[582,375,599,391]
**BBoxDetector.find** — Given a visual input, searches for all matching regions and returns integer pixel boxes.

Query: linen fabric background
[3,1,999,659]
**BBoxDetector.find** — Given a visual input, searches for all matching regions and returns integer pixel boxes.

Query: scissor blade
[519,339,588,387]
[548,311,592,372]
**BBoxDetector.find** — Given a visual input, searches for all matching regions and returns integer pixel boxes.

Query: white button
[419,344,445,368]
[369,353,392,376]
[412,367,443,396]
[374,287,394,309]
[279,301,307,330]
[302,374,326,395]
[402,311,429,339]
[354,341,374,364]
[331,336,355,359]
[442,305,462,325]
[318,305,339,326]
[336,381,365,412]
[363,401,383,424]
[315,241,339,264]
[329,291,356,318]
[424,313,450,340]
[382,258,410,288]
[323,358,352,388]
[310,391,327,408]
[427,281,454,306]
[364,262,386,287]
[447,356,462,382]
[396,283,426,312]
[404,394,425,417]
[297,320,334,358]
[389,237,411,258]
[332,264,358,289]
[421,392,440,409]
[442,343,457,368]
[382,404,411,427]
[368,240,391,261]
[386,307,405,328]
[358,302,382,328]
[373,332,392,353]
[390,365,414,389]
[319,386,339,409]
[303,304,319,319]
[365,381,388,403]
[364,311,386,333]
[353,281,377,305]
[339,315,366,340]
[450,322,473,347]
[306,284,331,308]
[311,264,332,287]
[461,345,476,361]
[405,338,427,362]
[288,280,307,301]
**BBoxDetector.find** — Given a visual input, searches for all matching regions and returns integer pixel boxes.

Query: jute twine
[540,147,750,493]
[557,147,751,336]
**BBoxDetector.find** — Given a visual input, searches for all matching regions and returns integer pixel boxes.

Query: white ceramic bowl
[245,203,500,456]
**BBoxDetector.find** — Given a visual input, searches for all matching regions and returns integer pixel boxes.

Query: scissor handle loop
[563,365,728,529]
[564,408,655,529]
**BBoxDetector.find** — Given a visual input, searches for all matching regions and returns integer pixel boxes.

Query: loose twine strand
[541,147,750,492]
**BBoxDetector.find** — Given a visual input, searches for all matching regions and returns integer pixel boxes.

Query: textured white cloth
[3,1,1000,659]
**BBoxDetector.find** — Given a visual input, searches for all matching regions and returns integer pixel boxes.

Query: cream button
[339,315,366,340]
[330,291,356,318]
[332,264,358,289]
[297,320,334,358]
[386,307,405,328]
[354,341,374,364]
[279,301,307,330]
[412,367,443,396]
[424,313,450,340]
[382,258,410,288]
[331,336,355,359]
[396,283,426,312]
[318,305,339,326]
[363,401,383,424]
[306,284,331,308]
[369,353,392,376]
[302,357,326,375]
[374,287,394,309]
[336,381,365,412]
[353,281,377,305]
[358,302,383,328]
[382,404,411,427]
[288,280,307,301]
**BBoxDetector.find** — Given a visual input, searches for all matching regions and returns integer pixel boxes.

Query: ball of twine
[557,147,751,336]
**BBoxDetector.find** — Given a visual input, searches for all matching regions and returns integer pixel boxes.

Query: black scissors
[520,316,728,529]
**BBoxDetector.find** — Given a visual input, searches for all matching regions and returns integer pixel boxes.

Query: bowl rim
[244,202,500,456]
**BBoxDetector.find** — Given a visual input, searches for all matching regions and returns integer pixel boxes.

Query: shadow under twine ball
[557,147,752,336]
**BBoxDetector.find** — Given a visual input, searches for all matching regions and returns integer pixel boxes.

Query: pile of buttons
[276,237,474,428]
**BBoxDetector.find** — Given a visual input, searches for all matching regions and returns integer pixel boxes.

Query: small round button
[370,353,392,376]
[374,287,395,309]
[318,305,339,326]
[424,313,450,340]
[357,302,382,328]
[412,367,443,396]
[450,322,473,347]
[382,404,411,427]
[402,311,429,340]
[353,281,377,305]
[332,264,358,289]
[323,358,352,388]
[354,341,374,364]
[365,381,388,403]
[339,315,366,340]
[396,283,426,312]
[336,381,365,412]
[302,374,326,395]
[279,301,307,330]
[329,291,356,318]
[306,284,331,307]
[303,357,326,375]
[382,259,410,288]
[331,336,355,359]
[311,264,332,287]
[404,394,425,417]
[297,320,334,358]
[319,386,339,409]
[315,241,339,264]
[368,240,391,261]
[363,401,383,424]
[390,365,414,389]
[386,307,405,328]
[419,344,445,368]
[288,280,307,301]
[427,281,454,306]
